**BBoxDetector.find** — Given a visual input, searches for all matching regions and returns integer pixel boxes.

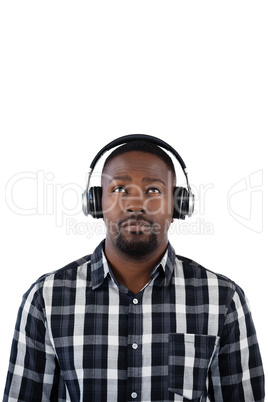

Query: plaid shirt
[3,240,264,401]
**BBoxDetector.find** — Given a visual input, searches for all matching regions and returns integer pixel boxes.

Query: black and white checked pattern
[3,240,264,401]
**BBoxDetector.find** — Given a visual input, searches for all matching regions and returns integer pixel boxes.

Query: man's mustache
[118,215,154,228]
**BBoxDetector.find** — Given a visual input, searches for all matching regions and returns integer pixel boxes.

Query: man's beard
[115,232,158,258]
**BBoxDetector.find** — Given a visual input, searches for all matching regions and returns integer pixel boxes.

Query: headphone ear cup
[82,190,89,216]
[89,187,103,219]
[173,187,189,219]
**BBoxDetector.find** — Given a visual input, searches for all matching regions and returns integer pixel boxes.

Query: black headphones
[82,134,194,220]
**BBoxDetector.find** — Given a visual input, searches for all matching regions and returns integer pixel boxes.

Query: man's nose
[125,205,146,214]
[122,185,146,214]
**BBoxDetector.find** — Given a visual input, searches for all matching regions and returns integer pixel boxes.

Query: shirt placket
[127,295,143,402]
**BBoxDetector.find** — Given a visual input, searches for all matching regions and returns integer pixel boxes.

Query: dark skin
[101,151,175,294]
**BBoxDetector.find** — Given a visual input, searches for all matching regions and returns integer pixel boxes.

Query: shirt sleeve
[210,284,265,401]
[3,282,59,401]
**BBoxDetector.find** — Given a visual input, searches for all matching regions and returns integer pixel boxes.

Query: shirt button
[131,392,138,399]
[132,343,138,349]
[133,298,138,304]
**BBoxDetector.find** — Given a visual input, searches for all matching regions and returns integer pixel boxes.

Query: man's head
[102,140,176,181]
[101,141,176,259]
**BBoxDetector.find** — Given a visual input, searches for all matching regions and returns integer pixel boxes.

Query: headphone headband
[89,134,187,172]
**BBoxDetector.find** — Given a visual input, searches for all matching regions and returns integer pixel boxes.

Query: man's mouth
[120,218,152,233]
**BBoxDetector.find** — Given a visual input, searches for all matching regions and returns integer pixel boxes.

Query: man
[3,137,265,401]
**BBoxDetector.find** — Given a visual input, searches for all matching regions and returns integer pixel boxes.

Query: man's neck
[104,238,168,295]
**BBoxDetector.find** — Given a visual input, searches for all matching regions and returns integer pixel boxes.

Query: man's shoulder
[36,240,105,287]
[32,254,93,290]
[20,253,95,309]
[174,254,239,292]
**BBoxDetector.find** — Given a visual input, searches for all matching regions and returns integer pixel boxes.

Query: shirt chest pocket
[168,333,219,401]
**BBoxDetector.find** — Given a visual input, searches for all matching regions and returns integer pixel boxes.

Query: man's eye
[113,186,127,193]
[147,187,161,194]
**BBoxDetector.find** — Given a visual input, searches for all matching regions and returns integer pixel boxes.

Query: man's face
[101,151,175,258]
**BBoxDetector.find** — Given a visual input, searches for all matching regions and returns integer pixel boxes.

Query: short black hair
[102,140,176,179]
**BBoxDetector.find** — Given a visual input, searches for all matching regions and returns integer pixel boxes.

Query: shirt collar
[90,239,176,290]
[90,240,108,290]
[152,242,176,286]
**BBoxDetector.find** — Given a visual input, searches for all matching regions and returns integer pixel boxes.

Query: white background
[0,0,267,395]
